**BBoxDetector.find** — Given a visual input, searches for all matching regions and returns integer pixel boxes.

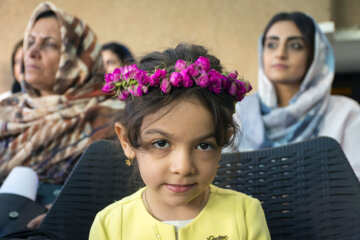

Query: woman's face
[102,49,122,73]
[263,20,310,88]
[24,17,61,96]
[116,100,221,220]
[13,47,23,83]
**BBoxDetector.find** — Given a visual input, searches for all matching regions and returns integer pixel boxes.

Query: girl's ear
[115,122,136,159]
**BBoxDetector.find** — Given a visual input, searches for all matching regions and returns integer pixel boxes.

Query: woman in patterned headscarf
[0,2,123,184]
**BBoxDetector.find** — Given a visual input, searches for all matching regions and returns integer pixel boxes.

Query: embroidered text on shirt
[206,236,229,240]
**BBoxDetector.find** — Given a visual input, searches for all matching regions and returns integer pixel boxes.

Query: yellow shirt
[89,184,270,240]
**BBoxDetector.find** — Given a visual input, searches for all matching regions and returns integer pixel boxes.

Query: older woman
[232,12,360,180]
[0,2,122,185]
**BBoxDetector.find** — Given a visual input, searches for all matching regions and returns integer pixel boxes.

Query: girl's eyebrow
[143,129,171,138]
[143,129,216,141]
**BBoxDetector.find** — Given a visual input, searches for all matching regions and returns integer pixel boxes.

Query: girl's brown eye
[153,140,169,149]
[197,143,212,151]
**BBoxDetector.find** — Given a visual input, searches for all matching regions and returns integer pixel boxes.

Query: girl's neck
[142,187,209,221]
[274,83,300,107]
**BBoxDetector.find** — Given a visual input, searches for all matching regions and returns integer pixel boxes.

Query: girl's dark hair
[102,42,136,66]
[11,39,23,93]
[118,43,238,149]
[262,11,315,64]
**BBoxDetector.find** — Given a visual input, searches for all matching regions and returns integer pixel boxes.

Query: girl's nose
[169,149,196,176]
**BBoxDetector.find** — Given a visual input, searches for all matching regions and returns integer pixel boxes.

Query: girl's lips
[165,183,196,193]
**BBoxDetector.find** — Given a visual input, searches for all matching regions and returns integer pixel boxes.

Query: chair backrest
[214,136,360,240]
[39,139,139,240]
[39,137,360,240]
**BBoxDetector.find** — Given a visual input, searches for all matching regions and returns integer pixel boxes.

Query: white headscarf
[234,15,335,149]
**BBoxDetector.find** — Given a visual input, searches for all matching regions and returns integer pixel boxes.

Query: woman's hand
[26,204,52,229]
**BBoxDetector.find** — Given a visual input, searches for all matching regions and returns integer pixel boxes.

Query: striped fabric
[0,2,124,184]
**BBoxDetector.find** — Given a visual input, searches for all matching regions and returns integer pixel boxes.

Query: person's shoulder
[210,184,259,204]
[97,187,144,219]
[236,92,259,109]
[329,95,360,109]
[326,95,360,118]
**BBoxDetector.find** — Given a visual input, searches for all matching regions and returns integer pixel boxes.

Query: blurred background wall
[0,0,359,95]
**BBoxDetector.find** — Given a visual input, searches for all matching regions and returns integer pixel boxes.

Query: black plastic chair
[39,137,360,240]
[214,136,360,240]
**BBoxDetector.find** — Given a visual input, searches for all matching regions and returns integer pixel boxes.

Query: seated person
[90,43,270,239]
[0,2,123,227]
[102,42,135,73]
[231,12,360,180]
[0,39,23,101]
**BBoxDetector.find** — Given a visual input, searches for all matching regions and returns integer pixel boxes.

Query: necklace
[143,187,208,218]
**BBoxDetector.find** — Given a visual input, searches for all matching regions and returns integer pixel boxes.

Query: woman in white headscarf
[232,12,360,180]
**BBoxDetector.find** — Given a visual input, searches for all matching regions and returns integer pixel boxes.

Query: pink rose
[175,60,188,72]
[128,86,136,96]
[141,84,149,94]
[228,70,238,80]
[104,73,114,83]
[195,56,211,72]
[208,82,222,94]
[150,69,167,86]
[228,82,237,96]
[149,74,160,86]
[135,70,149,85]
[180,69,193,88]
[128,84,143,97]
[188,64,200,78]
[169,72,183,87]
[156,69,167,78]
[160,78,171,93]
[135,84,144,96]
[118,90,129,100]
[195,70,208,88]
[122,65,139,80]
[102,83,115,93]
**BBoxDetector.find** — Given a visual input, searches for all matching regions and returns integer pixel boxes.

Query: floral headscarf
[0,2,123,183]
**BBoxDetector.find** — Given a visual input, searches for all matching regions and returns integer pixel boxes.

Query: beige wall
[0,0,333,93]
[333,0,360,28]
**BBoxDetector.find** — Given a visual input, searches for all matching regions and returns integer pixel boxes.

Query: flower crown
[102,56,252,101]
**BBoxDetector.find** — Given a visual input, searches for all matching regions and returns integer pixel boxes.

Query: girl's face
[116,100,222,220]
[263,20,310,89]
[102,49,122,73]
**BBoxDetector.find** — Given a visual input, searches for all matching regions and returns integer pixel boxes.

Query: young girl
[89,43,270,240]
